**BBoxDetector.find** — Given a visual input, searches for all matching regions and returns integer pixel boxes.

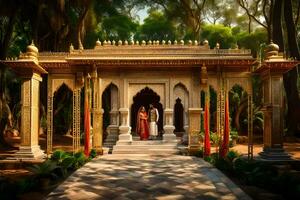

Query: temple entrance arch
[102,83,119,141]
[173,83,189,135]
[130,87,163,136]
[174,98,184,136]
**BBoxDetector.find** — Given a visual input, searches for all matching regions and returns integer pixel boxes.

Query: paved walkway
[47,155,251,200]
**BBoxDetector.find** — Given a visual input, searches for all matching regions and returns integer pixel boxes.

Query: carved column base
[188,108,202,154]
[107,125,119,135]
[104,125,119,148]
[117,125,132,144]
[259,147,292,161]
[181,125,189,145]
[11,145,45,160]
[163,125,177,143]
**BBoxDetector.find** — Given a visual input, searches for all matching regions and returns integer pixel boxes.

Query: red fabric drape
[204,92,211,157]
[84,91,90,157]
[220,93,230,157]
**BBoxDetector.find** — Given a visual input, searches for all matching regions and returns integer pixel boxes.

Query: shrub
[210,132,220,146]
[226,150,240,162]
[89,149,97,159]
[50,149,70,164]
[27,160,59,180]
[72,152,87,169]
[58,151,88,171]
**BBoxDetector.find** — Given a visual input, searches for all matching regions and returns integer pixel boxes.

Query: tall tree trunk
[272,0,284,51]
[284,0,300,59]
[283,0,300,136]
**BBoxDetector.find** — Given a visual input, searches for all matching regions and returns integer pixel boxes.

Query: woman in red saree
[136,106,150,140]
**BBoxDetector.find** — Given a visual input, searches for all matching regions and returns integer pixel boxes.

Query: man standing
[148,104,159,140]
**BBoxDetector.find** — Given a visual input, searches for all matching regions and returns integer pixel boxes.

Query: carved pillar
[14,73,45,159]
[247,86,254,160]
[72,73,83,153]
[117,76,132,144]
[188,65,206,153]
[255,43,296,160]
[163,108,177,142]
[46,76,53,155]
[72,88,81,153]
[188,108,202,151]
[91,69,103,153]
[107,85,119,135]
[117,108,132,144]
[105,110,119,140]
[258,71,291,160]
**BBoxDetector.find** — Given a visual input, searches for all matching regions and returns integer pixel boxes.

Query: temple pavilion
[1,39,297,160]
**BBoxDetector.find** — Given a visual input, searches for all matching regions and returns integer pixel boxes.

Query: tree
[142,0,207,40]
[200,24,236,49]
[236,28,268,57]
[102,15,138,41]
[134,11,176,41]
[237,0,274,42]
[282,0,300,136]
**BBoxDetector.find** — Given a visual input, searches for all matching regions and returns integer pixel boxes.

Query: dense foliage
[0,149,96,200]
[202,151,300,199]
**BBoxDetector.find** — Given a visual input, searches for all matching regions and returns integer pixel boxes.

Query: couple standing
[136,104,159,140]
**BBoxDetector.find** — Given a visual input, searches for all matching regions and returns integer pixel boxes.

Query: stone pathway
[47,154,251,200]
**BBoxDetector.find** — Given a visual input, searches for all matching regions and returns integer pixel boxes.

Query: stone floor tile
[46,155,251,200]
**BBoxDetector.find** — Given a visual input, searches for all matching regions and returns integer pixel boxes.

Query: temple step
[103,132,119,153]
[112,140,179,155]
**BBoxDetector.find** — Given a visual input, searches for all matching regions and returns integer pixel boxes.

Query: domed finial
[136,41,140,45]
[141,40,146,45]
[188,40,192,45]
[69,43,74,52]
[180,40,184,45]
[124,40,128,45]
[174,40,177,45]
[162,40,166,45]
[25,40,39,60]
[95,39,101,47]
[168,40,172,45]
[112,40,116,45]
[194,40,198,45]
[265,40,280,59]
[103,40,107,45]
[203,39,209,46]
[215,42,220,49]
[148,40,152,45]
[233,43,239,49]
[130,40,134,45]
[118,40,122,45]
[107,40,111,45]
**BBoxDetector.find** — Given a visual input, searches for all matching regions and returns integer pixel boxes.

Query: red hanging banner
[220,93,230,157]
[204,91,211,157]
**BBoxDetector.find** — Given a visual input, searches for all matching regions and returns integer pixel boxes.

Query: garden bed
[197,150,300,199]
[0,149,98,200]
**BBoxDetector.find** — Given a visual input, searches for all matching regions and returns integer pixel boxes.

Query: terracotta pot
[4,129,20,147]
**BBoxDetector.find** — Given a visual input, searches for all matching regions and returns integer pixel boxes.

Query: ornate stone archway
[130,87,164,135]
